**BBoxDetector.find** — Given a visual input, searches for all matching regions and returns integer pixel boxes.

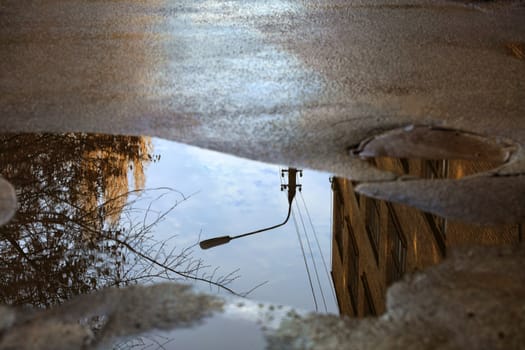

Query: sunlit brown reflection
[331,158,523,317]
[0,133,153,307]
[0,133,248,315]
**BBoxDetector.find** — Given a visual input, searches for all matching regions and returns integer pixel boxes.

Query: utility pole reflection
[199,168,302,249]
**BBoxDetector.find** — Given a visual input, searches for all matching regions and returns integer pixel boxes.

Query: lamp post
[199,168,302,250]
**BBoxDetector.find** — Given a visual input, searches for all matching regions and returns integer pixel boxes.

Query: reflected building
[0,133,153,307]
[331,158,523,317]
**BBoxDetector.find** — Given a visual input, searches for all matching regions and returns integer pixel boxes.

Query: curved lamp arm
[199,203,293,250]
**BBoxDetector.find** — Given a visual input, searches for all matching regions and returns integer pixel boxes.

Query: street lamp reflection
[199,168,302,249]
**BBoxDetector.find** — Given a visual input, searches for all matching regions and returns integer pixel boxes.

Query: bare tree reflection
[0,133,245,311]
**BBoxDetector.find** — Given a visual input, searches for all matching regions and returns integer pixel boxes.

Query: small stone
[0,177,17,226]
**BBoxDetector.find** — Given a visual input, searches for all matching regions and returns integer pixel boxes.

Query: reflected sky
[0,133,337,315]
[143,138,337,313]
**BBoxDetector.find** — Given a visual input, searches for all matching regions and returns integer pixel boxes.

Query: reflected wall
[331,157,523,317]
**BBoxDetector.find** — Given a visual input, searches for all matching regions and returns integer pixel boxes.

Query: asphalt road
[1,0,524,223]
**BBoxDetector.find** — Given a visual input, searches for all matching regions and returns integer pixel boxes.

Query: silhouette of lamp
[199,168,301,250]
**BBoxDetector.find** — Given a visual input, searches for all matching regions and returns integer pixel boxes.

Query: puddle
[0,133,522,349]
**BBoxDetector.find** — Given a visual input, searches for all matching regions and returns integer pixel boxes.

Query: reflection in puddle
[0,133,336,346]
[148,137,335,311]
[0,134,155,307]
[331,156,523,317]
[0,133,523,348]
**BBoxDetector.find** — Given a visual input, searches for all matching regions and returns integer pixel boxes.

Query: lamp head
[199,235,232,249]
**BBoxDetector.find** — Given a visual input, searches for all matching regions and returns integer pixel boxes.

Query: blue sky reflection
[141,138,337,313]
